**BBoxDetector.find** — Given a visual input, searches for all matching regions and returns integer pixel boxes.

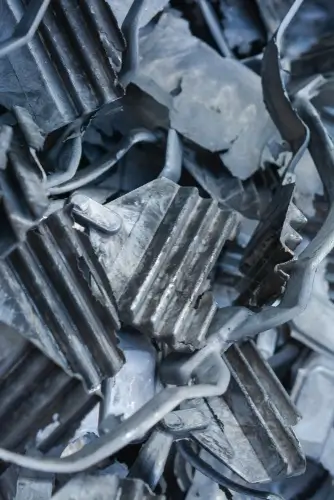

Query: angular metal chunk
[0,207,124,391]
[90,178,237,350]
[183,341,304,483]
[0,0,125,133]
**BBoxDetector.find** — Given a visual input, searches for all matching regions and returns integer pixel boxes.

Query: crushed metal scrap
[0,0,333,499]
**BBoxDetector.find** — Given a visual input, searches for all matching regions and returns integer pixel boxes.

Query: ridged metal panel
[0,0,125,133]
[183,340,304,483]
[91,179,237,350]
[0,332,97,472]
[0,207,124,391]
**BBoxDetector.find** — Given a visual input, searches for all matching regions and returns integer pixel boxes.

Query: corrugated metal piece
[183,340,304,483]
[0,0,125,133]
[0,330,97,473]
[53,475,164,500]
[0,127,49,258]
[238,183,306,307]
[90,178,238,350]
[0,207,124,392]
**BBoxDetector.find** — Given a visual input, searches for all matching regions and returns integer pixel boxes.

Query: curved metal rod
[46,135,82,189]
[119,0,145,87]
[0,355,229,473]
[159,128,183,183]
[49,129,159,195]
[178,442,283,500]
[0,0,51,59]
[261,0,309,176]
[197,0,234,58]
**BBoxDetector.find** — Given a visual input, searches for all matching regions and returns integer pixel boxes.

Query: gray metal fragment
[90,178,237,350]
[15,477,53,500]
[99,332,157,431]
[108,0,169,29]
[292,353,334,475]
[182,341,304,483]
[291,260,334,357]
[185,451,226,500]
[135,11,272,180]
[256,329,278,360]
[0,207,123,391]
[162,408,210,436]
[71,194,122,235]
[52,475,163,500]
[129,430,173,489]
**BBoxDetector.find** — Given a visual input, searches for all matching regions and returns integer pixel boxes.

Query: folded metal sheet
[90,178,238,350]
[0,0,125,133]
[0,207,124,391]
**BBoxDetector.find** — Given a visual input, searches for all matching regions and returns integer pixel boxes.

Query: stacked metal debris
[0,0,334,499]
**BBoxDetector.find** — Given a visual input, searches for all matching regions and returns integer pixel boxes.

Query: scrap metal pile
[0,0,334,498]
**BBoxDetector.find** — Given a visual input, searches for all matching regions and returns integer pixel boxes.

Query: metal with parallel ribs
[90,178,237,350]
[0,329,97,472]
[0,0,125,133]
[238,182,306,307]
[0,126,48,258]
[183,340,305,483]
[0,206,124,391]
[53,475,164,500]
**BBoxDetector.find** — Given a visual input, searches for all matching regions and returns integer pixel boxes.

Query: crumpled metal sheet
[134,11,273,180]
